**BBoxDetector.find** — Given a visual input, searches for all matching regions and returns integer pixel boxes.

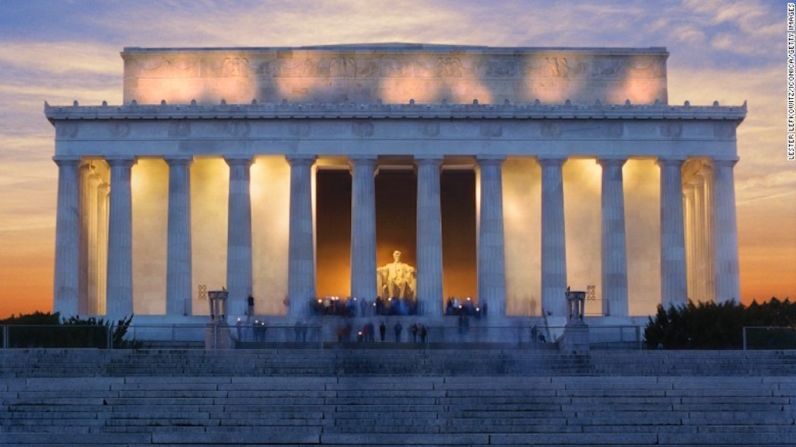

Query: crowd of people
[335,320,429,343]
[310,296,419,317]
[445,297,486,317]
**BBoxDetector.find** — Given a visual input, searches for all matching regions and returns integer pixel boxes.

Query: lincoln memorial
[46,44,745,325]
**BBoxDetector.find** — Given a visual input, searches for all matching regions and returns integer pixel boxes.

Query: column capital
[537,157,566,168]
[224,156,253,167]
[476,155,505,166]
[347,156,377,173]
[597,157,628,168]
[164,155,193,166]
[656,157,686,168]
[348,154,377,163]
[106,156,136,168]
[286,154,316,167]
[711,158,739,168]
[415,156,443,167]
[53,155,81,166]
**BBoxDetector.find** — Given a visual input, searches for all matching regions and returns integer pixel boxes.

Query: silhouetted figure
[419,324,428,344]
[394,322,403,342]
[410,323,418,343]
[365,322,375,342]
[379,321,386,341]
[247,295,255,316]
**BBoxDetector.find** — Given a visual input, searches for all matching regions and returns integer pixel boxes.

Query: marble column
[478,157,507,318]
[53,157,81,317]
[684,186,696,301]
[599,158,628,317]
[349,157,377,301]
[287,155,316,319]
[703,168,716,302]
[416,157,444,318]
[540,157,567,317]
[658,158,687,308]
[225,157,252,317]
[106,157,135,319]
[166,157,193,316]
[712,159,740,303]
[695,176,707,301]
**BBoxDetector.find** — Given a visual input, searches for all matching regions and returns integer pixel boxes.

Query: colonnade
[52,154,741,319]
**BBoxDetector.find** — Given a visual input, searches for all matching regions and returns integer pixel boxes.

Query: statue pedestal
[204,323,233,350]
[559,320,590,354]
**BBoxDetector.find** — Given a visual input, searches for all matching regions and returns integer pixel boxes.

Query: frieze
[541,122,561,138]
[660,122,682,138]
[56,123,78,138]
[352,121,374,137]
[288,122,311,137]
[110,122,130,137]
[422,122,440,137]
[713,122,736,138]
[222,121,250,137]
[168,122,191,137]
[479,123,503,137]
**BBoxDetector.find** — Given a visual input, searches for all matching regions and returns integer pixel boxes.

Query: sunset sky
[0,0,793,317]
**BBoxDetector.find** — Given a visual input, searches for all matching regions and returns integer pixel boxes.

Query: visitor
[254,320,266,342]
[394,321,403,342]
[419,324,428,344]
[365,321,375,342]
[247,295,255,317]
[410,323,418,343]
[379,321,386,341]
[294,320,304,343]
[482,300,488,317]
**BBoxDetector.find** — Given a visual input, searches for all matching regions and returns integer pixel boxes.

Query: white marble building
[46,44,745,323]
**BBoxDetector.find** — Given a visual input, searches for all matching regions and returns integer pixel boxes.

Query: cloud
[0,41,121,76]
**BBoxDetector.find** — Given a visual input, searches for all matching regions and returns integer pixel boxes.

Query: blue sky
[0,0,792,315]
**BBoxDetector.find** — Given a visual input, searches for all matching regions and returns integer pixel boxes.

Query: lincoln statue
[377,250,416,300]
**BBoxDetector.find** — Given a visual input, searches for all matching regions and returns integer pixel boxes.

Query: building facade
[46,44,745,322]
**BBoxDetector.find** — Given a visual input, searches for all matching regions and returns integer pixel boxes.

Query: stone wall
[122,44,668,105]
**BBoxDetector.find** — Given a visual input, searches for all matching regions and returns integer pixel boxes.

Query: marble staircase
[1,349,796,445]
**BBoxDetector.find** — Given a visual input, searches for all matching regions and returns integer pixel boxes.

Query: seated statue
[377,250,416,299]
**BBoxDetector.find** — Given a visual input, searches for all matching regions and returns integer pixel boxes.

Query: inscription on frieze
[123,45,668,105]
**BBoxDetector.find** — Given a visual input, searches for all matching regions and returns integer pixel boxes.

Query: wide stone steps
[4,348,796,378]
[2,375,796,445]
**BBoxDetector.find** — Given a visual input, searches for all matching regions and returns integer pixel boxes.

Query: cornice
[44,101,747,123]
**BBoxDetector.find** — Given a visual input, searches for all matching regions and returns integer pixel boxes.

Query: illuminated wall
[503,157,542,316]
[563,159,602,316]
[624,159,661,315]
[190,157,228,315]
[122,48,668,105]
[131,158,168,314]
[251,156,291,315]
